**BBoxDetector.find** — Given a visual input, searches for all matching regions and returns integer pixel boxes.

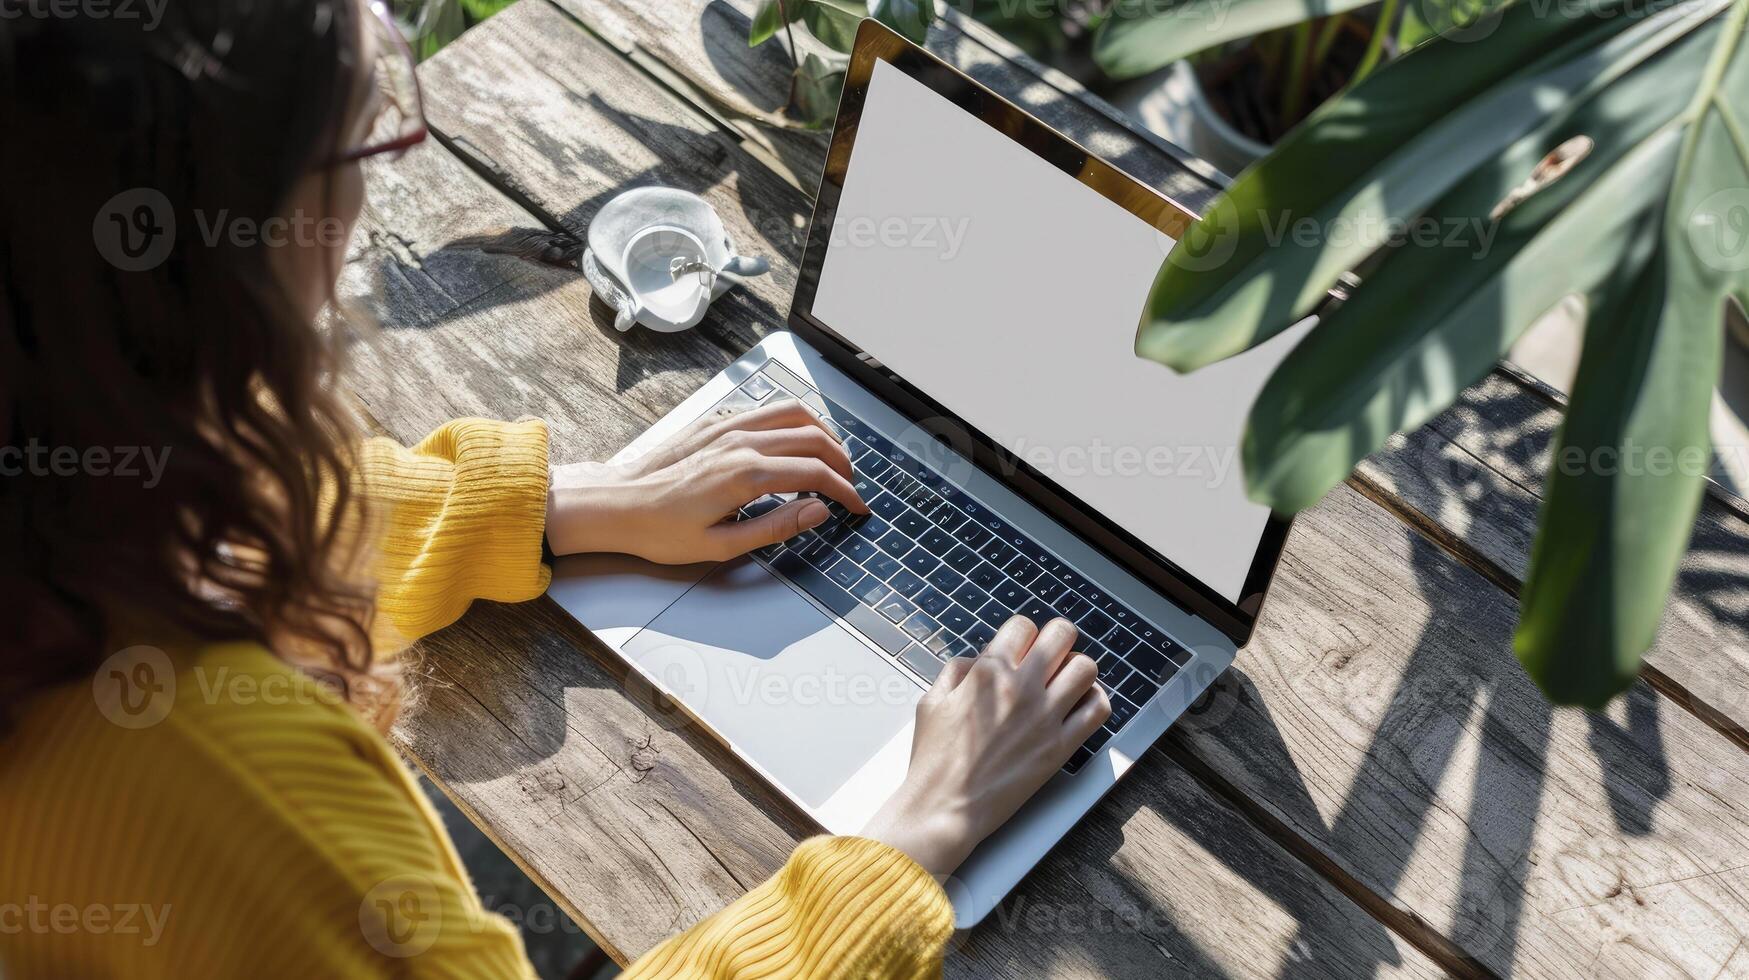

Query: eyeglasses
[333,1,428,165]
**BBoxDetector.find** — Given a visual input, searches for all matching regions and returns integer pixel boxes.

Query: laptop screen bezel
[786,19,1293,647]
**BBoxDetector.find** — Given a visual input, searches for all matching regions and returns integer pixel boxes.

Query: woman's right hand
[859,616,1111,878]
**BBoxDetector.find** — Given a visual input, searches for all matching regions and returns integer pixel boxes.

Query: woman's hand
[545,399,870,564]
[860,616,1111,877]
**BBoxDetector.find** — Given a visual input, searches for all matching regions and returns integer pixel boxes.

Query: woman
[0,1,1110,976]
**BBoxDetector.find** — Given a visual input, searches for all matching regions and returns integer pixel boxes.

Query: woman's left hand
[545,399,870,564]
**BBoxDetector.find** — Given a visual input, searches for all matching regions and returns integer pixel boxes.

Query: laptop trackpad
[621,558,921,808]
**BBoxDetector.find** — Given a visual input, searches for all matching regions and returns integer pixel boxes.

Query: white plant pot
[1108,60,1270,179]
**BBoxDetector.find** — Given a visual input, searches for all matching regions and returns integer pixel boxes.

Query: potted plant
[1093,0,1489,173]
[747,0,932,126]
[1136,0,1749,706]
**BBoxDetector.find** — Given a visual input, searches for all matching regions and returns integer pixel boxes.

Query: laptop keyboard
[723,364,1194,774]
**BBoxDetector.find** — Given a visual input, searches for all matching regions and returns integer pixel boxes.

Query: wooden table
[339,2,1749,975]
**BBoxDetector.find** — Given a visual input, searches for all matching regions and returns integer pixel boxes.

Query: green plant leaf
[1516,0,1749,706]
[750,0,797,47]
[749,0,864,51]
[1134,0,1747,706]
[793,52,848,127]
[871,0,932,43]
[1094,0,1381,78]
[800,0,866,52]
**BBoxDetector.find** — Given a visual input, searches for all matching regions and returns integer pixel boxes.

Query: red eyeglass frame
[333,1,429,165]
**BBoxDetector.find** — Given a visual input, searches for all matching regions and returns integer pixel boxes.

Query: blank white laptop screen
[810,60,1310,604]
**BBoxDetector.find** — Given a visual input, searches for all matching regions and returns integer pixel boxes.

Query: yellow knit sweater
[0,419,954,978]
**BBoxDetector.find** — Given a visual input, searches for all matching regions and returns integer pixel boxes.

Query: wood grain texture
[547,0,1220,211]
[1354,372,1749,752]
[350,1,1749,976]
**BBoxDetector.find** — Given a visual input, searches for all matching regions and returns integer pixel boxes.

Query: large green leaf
[1095,0,1379,78]
[1136,0,1748,706]
[1516,0,1749,706]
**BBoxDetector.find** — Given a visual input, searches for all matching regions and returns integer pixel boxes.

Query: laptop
[548,20,1307,927]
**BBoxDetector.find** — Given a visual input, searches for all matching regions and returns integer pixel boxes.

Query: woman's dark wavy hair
[0,0,385,726]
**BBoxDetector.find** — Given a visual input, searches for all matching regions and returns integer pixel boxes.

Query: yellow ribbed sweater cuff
[624,836,955,978]
[360,417,552,649]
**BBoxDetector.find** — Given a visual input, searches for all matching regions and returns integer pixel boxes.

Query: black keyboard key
[1117,671,1157,705]
[925,564,962,593]
[915,587,953,617]
[918,527,957,555]
[1097,657,1132,687]
[1058,592,1091,620]
[1004,554,1042,586]
[841,536,878,564]
[825,557,863,589]
[860,454,893,480]
[1125,643,1176,683]
[899,643,944,682]
[1032,575,1066,604]
[850,575,890,607]
[1163,639,1194,668]
[1107,693,1141,729]
[967,561,1005,592]
[877,593,915,623]
[942,544,980,573]
[975,600,1011,628]
[869,493,907,521]
[889,569,925,598]
[1064,745,1094,773]
[876,530,913,558]
[1105,627,1139,656]
[900,548,939,577]
[851,473,879,500]
[901,611,941,642]
[938,603,977,635]
[932,507,968,533]
[853,516,890,542]
[952,521,993,549]
[1082,725,1115,754]
[893,509,931,538]
[863,551,902,579]
[965,622,997,649]
[977,538,1017,567]
[950,581,990,613]
[1017,598,1059,626]
[1078,609,1114,640]
[845,604,910,656]
[988,579,1028,609]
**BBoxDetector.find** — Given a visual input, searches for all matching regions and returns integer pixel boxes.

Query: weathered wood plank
[548,0,1220,211]
[1178,480,1749,977]
[1353,371,1749,752]
[343,3,1448,975]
